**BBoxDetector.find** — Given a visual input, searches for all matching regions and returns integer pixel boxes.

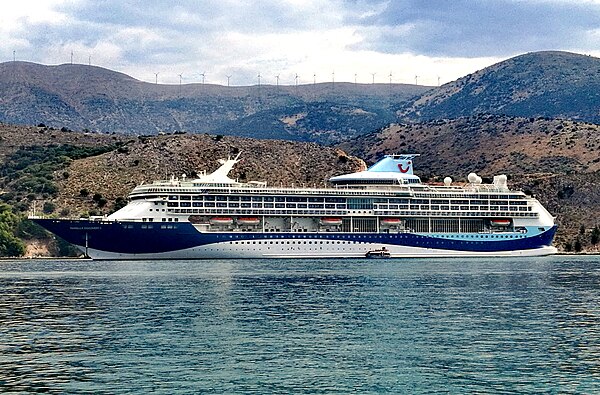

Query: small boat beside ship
[31,153,557,260]
[365,247,391,259]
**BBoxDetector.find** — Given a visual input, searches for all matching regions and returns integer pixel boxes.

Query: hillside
[399,51,600,123]
[0,61,427,144]
[339,114,600,248]
[52,134,365,216]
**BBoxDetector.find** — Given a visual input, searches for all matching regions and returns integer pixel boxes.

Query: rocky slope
[52,133,365,216]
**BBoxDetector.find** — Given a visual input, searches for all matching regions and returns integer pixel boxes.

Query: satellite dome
[468,173,478,183]
[444,177,452,186]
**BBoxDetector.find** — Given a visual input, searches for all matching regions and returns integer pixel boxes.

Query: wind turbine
[257,73,261,86]
[415,75,419,85]
[354,73,357,84]
[226,75,231,87]
[275,74,280,87]
[313,73,316,85]
[200,71,206,84]
[178,73,183,95]
[154,72,159,84]
[371,72,376,84]
[295,73,299,87]
[70,50,73,64]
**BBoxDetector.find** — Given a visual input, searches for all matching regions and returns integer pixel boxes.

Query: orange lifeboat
[320,217,343,226]
[490,219,511,226]
[381,218,402,225]
[237,217,260,225]
[210,217,234,225]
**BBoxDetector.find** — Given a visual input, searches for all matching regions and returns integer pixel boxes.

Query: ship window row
[166,208,538,219]
[161,194,529,208]
[138,187,526,201]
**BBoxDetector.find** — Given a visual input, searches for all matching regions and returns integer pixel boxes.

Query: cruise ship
[31,154,557,259]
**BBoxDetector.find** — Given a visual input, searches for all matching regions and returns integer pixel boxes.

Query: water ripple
[0,256,599,393]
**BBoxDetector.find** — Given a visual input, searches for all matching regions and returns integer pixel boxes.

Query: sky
[2,0,600,86]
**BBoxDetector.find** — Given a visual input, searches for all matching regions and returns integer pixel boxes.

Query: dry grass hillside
[53,133,365,216]
[342,115,600,175]
[0,122,122,161]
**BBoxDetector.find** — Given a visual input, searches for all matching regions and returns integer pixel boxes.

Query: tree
[42,201,56,214]
[0,204,26,257]
[591,226,600,245]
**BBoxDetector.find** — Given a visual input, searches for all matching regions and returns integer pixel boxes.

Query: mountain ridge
[399,51,600,123]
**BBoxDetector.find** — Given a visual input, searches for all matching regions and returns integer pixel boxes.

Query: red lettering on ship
[398,162,411,173]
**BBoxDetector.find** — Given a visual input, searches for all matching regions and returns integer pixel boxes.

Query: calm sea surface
[0,256,599,394]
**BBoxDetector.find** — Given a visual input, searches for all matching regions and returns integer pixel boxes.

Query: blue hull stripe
[34,219,557,255]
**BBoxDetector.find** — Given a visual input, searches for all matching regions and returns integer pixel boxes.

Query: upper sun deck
[129,153,520,199]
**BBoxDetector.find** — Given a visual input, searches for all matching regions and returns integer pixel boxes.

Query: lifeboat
[210,217,234,225]
[490,219,511,226]
[237,217,260,225]
[381,218,402,225]
[320,217,343,226]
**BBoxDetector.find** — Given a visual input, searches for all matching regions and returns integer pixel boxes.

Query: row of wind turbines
[154,71,441,87]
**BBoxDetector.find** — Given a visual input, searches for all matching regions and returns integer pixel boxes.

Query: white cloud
[1,0,598,86]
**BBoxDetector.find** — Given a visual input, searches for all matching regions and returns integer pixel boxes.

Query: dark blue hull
[32,218,558,259]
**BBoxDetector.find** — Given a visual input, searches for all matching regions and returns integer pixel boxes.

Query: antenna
[226,75,231,87]
[371,72,376,84]
[154,72,159,84]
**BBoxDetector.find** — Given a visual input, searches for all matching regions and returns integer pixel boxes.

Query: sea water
[0,256,599,394]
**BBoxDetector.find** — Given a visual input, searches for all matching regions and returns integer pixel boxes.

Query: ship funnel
[368,154,419,175]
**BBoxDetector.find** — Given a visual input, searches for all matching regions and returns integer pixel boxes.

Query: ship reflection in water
[0,256,599,393]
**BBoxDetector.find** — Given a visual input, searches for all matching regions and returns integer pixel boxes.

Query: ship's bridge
[329,154,421,186]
